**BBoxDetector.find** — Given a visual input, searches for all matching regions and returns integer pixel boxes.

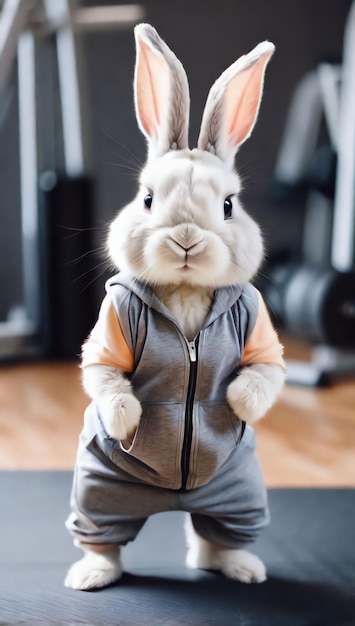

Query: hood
[106,272,244,329]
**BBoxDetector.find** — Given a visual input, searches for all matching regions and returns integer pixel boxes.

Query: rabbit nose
[167,225,206,258]
[171,224,204,250]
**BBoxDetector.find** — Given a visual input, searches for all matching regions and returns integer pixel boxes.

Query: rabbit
[64,23,285,591]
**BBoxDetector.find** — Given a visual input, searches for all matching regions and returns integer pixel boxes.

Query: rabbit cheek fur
[65,23,285,591]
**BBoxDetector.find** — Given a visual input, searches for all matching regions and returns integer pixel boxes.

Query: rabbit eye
[144,193,153,211]
[224,197,233,219]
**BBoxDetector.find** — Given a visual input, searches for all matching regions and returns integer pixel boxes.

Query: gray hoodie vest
[88,273,259,491]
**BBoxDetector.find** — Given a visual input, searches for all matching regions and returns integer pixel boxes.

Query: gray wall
[0,0,351,320]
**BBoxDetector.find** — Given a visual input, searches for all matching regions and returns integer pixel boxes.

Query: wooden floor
[0,339,354,487]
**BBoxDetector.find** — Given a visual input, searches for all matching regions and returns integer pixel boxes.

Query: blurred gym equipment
[0,0,144,359]
[266,1,355,386]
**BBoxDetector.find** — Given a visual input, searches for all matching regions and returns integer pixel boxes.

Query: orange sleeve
[241,289,286,370]
[81,295,134,373]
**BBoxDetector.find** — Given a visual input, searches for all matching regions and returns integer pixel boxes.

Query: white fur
[185,515,266,583]
[155,283,214,339]
[65,546,122,590]
[227,363,285,424]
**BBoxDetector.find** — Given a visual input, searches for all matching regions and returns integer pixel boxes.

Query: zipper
[180,337,199,490]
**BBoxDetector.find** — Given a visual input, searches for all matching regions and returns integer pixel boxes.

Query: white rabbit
[65,23,285,591]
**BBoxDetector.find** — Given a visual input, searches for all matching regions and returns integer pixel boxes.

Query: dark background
[0,0,352,322]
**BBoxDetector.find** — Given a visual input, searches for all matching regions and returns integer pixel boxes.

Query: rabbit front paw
[226,368,273,424]
[99,393,142,441]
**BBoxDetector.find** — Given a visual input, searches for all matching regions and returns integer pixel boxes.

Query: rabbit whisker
[79,267,108,296]
[102,131,145,168]
[69,259,108,287]
[64,247,105,267]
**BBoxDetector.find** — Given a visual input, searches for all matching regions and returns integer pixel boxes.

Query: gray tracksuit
[66,275,270,548]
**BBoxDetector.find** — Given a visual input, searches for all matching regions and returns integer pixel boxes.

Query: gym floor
[0,336,354,486]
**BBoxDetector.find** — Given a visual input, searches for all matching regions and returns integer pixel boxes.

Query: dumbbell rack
[286,346,355,387]
[274,1,355,386]
[0,0,144,359]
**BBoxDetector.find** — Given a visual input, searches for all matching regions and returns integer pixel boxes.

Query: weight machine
[266,1,355,386]
[0,0,144,359]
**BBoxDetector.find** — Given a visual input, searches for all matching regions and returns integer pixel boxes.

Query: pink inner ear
[136,38,170,140]
[225,57,269,148]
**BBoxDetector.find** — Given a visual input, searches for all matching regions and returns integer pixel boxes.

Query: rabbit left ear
[198,41,275,166]
[134,24,190,158]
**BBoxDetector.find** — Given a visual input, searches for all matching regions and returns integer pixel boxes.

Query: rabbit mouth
[179,263,193,271]
[177,249,206,269]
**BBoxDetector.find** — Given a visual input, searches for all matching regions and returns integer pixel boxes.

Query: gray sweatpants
[66,423,269,549]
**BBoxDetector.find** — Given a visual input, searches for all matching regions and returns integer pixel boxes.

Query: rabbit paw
[217,549,266,583]
[99,393,142,441]
[186,541,266,583]
[227,368,273,424]
[64,550,122,590]
[185,516,266,583]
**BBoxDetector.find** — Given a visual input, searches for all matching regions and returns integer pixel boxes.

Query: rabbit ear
[198,42,275,166]
[134,24,190,158]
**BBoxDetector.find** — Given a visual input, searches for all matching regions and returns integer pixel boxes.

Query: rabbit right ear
[134,24,190,158]
[198,41,275,167]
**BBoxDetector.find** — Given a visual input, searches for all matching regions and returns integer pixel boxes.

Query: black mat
[0,472,354,626]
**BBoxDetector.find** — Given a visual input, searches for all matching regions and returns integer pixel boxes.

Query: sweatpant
[66,424,269,549]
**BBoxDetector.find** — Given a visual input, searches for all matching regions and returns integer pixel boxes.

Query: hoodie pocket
[189,402,244,488]
[198,402,243,443]
[105,402,183,489]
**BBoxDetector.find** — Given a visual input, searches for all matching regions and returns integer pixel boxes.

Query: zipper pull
[188,340,197,362]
